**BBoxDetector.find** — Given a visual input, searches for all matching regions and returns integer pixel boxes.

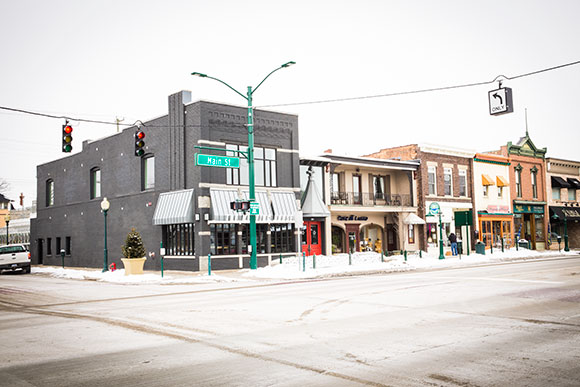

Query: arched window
[141,154,155,191]
[46,179,54,207]
[90,167,101,199]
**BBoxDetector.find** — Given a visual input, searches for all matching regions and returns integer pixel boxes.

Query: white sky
[1,0,580,208]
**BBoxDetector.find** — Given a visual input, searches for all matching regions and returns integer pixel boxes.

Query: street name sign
[429,202,441,216]
[488,87,514,116]
[250,202,260,215]
[196,154,240,168]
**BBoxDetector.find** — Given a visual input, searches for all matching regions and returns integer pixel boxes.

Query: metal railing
[330,192,412,207]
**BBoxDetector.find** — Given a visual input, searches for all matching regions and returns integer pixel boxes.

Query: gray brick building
[31,91,301,271]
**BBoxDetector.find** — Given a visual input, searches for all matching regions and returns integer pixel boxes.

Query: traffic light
[230,201,251,212]
[134,130,145,156]
[62,124,73,152]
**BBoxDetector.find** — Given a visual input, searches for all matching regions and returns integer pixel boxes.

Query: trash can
[457,241,463,255]
[518,239,528,249]
[475,241,485,255]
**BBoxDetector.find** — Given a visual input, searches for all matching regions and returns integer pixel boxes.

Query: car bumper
[0,262,31,270]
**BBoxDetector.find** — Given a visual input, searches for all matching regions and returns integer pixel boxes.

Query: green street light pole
[100,197,110,272]
[439,212,445,260]
[564,213,569,252]
[192,61,295,270]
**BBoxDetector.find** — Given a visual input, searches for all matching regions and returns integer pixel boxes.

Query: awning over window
[567,178,580,189]
[271,191,299,223]
[403,213,426,225]
[551,176,571,188]
[496,175,509,187]
[482,174,495,186]
[209,188,272,223]
[550,205,580,220]
[152,189,195,225]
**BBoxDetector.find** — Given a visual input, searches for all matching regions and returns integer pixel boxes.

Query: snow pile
[31,266,241,284]
[242,248,578,280]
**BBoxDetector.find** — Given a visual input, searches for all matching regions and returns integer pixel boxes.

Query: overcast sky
[1,0,580,208]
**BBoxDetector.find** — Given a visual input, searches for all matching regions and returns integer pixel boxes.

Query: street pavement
[1,255,579,386]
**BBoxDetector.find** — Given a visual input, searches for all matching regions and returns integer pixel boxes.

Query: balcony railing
[330,192,412,207]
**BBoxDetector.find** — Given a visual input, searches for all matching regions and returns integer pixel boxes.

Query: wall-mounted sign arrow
[492,92,503,105]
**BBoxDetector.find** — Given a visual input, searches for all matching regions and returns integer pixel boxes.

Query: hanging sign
[488,87,514,116]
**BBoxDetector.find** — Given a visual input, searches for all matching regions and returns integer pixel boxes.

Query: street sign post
[488,87,514,116]
[249,202,260,215]
[196,154,240,168]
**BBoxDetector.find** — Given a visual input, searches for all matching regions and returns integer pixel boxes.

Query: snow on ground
[31,248,578,284]
[242,248,579,280]
[31,266,241,284]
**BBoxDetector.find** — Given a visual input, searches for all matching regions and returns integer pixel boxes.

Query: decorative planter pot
[121,257,147,276]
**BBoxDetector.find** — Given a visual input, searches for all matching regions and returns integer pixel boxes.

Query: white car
[0,243,31,274]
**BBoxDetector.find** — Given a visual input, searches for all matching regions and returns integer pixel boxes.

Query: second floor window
[226,145,276,187]
[331,173,340,194]
[498,186,503,198]
[428,166,437,196]
[46,179,54,207]
[444,168,452,196]
[373,175,385,199]
[142,155,155,191]
[552,187,561,200]
[90,168,101,199]
[569,188,577,201]
[458,170,467,197]
[483,185,489,197]
[515,167,522,197]
[531,169,538,199]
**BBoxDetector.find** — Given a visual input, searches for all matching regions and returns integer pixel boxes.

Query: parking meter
[557,235,562,252]
[60,249,66,268]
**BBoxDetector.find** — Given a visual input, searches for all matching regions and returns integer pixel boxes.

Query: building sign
[337,215,369,221]
[454,210,473,226]
[486,205,510,213]
[513,204,544,214]
[195,153,240,168]
[429,202,440,216]
[562,208,580,218]
[488,87,513,116]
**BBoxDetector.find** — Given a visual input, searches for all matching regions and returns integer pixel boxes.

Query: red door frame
[301,221,322,256]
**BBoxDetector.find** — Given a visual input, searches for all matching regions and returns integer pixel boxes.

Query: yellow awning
[482,174,495,186]
[496,175,509,187]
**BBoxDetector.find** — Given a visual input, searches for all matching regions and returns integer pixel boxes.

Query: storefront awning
[567,178,580,189]
[404,213,426,225]
[482,174,495,186]
[496,175,509,187]
[152,189,195,225]
[271,191,299,223]
[551,176,571,188]
[209,188,272,223]
[550,205,580,220]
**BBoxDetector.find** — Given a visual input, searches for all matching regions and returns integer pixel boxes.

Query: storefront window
[408,224,415,244]
[163,223,195,256]
[514,214,523,240]
[270,224,295,253]
[534,214,544,242]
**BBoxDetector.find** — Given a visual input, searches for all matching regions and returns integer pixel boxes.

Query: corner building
[31,91,301,271]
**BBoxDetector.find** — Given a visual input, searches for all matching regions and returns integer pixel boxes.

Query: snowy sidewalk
[31,248,579,285]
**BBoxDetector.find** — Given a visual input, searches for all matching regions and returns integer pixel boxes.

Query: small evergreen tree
[122,228,146,259]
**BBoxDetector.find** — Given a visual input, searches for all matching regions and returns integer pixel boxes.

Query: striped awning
[482,174,495,186]
[210,188,273,223]
[152,189,195,225]
[271,191,299,222]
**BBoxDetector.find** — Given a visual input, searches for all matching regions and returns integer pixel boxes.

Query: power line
[256,59,580,108]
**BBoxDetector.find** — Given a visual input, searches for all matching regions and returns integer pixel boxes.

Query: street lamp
[564,211,570,252]
[4,214,10,245]
[100,197,110,272]
[192,61,295,270]
[439,212,445,260]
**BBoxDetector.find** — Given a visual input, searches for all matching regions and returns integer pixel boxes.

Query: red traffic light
[64,125,73,134]
[136,131,145,140]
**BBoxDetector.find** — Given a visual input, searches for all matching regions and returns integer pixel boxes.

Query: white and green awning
[152,189,195,225]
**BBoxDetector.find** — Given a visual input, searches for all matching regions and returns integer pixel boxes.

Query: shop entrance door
[524,214,536,249]
[386,224,397,251]
[301,221,322,256]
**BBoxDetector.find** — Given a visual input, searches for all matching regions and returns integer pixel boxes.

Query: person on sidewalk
[449,232,458,256]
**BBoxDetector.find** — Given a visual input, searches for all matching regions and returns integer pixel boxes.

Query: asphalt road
[1,256,580,386]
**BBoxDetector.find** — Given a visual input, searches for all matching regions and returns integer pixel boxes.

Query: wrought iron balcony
[330,192,412,207]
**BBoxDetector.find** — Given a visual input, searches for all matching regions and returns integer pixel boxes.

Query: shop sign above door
[337,215,368,221]
[429,202,440,216]
[514,204,544,214]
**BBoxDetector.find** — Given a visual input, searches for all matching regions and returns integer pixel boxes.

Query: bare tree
[0,178,10,195]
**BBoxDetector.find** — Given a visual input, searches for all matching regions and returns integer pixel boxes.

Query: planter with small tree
[121,228,147,275]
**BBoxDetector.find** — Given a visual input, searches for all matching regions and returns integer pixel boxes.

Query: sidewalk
[30,248,579,285]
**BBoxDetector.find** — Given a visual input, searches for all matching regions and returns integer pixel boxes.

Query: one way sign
[488,87,514,116]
